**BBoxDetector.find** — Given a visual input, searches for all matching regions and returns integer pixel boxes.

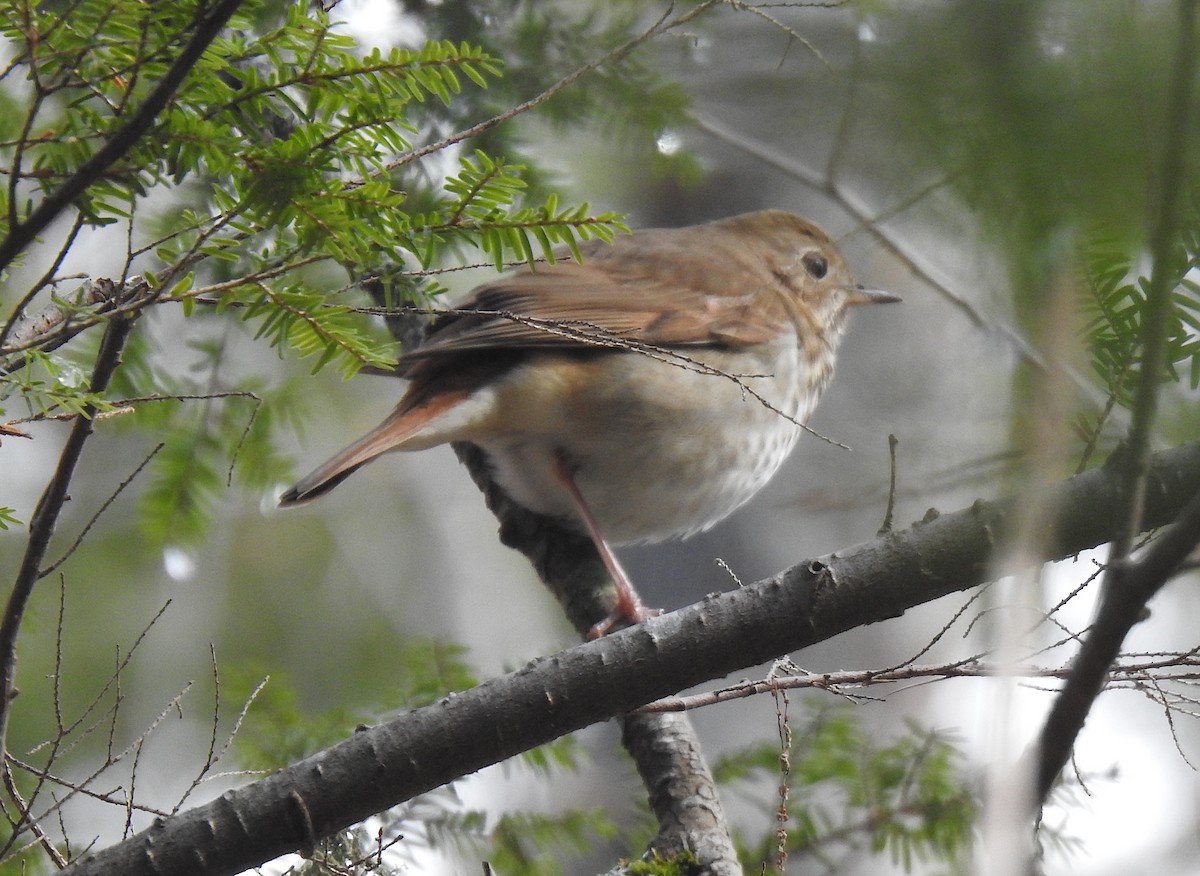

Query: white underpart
[428,329,833,545]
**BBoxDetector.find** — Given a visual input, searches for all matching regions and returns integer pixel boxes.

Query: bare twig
[1,601,176,860]
[878,433,898,533]
[5,757,172,821]
[38,443,165,579]
[170,655,269,814]
[727,0,831,69]
[772,689,792,873]
[644,647,1200,713]
[12,682,196,849]
[0,580,70,863]
[1,769,66,868]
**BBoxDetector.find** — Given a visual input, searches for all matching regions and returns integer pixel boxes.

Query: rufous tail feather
[278,392,463,506]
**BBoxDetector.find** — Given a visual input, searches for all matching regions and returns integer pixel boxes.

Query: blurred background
[3,1,1199,873]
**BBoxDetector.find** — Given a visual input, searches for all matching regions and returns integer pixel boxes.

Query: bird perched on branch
[280,210,898,637]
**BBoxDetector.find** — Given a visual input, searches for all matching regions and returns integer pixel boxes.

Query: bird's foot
[587,590,662,639]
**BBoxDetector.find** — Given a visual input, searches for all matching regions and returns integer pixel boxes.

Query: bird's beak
[844,285,901,306]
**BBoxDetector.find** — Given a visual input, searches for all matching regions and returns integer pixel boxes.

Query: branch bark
[57,439,1200,876]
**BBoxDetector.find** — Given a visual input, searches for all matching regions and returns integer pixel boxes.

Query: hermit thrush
[280,210,897,636]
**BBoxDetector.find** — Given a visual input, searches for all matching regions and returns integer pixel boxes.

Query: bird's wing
[400,231,783,372]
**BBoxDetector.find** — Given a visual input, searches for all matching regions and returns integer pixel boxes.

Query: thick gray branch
[58,440,1200,876]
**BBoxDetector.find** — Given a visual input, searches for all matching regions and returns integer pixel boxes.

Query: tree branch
[0,313,136,772]
[1029,480,1200,802]
[0,0,247,273]
[1029,0,1200,807]
[58,439,1200,876]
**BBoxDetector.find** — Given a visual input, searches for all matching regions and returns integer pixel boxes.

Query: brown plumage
[280,210,898,636]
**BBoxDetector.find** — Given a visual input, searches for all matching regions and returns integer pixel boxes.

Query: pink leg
[551,452,661,638]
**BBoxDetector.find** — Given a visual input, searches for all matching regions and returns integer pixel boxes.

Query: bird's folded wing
[400,256,781,370]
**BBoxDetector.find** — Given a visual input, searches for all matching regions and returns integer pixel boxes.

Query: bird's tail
[278,391,465,506]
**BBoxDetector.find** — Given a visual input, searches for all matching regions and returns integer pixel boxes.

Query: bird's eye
[802,253,828,279]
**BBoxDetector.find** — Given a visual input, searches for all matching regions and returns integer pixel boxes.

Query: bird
[279,210,898,637]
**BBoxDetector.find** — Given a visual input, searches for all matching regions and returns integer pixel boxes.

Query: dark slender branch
[1031,482,1200,801]
[38,442,165,579]
[1110,0,1200,556]
[57,440,1200,876]
[0,313,136,763]
[1030,0,1200,805]
[0,0,247,273]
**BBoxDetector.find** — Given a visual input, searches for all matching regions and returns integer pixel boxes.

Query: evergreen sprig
[1079,221,1200,416]
[717,707,975,874]
[415,152,628,266]
[238,282,398,377]
[0,350,114,421]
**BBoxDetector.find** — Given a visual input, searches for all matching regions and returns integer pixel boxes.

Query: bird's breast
[471,335,827,543]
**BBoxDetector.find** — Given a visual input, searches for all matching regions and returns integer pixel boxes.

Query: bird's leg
[551,451,661,639]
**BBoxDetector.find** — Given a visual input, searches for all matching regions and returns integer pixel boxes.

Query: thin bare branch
[39,444,165,579]
[644,646,1200,712]
[1,767,66,869]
